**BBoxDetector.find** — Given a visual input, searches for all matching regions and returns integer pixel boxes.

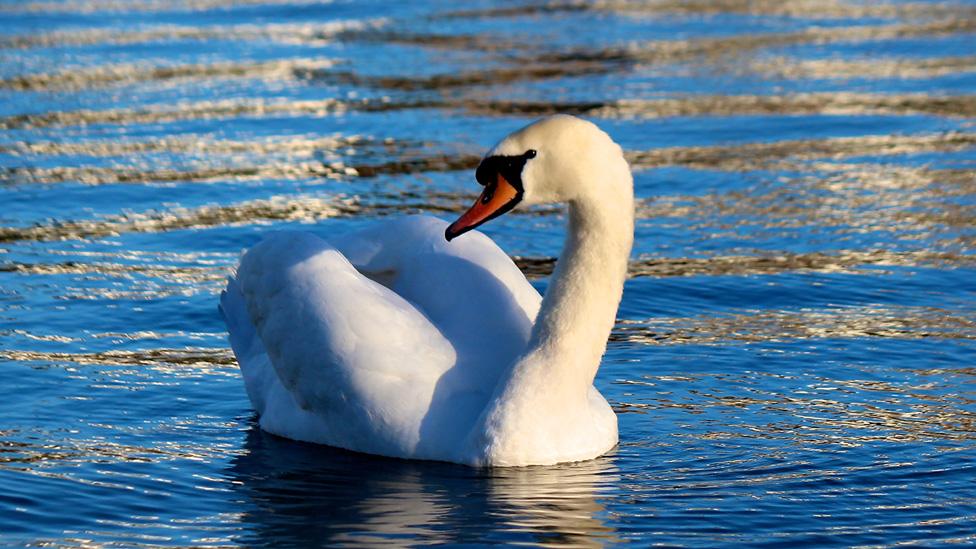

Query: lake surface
[2,0,975,546]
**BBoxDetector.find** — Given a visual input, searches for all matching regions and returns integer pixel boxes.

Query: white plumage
[221,115,634,466]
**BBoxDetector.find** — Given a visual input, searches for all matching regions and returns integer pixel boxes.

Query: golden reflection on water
[615,366,976,446]
[0,430,223,469]
[487,463,621,548]
[230,429,619,547]
[3,0,330,15]
[612,305,976,345]
[10,128,972,181]
[0,58,338,92]
[531,19,976,66]
[0,196,354,242]
[0,348,236,371]
[745,55,976,80]
[5,247,973,293]
[0,18,384,49]
[628,132,976,170]
[518,249,976,279]
[441,0,976,21]
[0,134,371,157]
[5,94,976,131]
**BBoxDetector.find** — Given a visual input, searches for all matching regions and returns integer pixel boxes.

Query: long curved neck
[468,156,634,465]
[524,188,633,387]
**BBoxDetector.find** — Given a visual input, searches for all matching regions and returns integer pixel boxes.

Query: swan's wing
[333,216,542,392]
[222,230,456,455]
[221,216,542,459]
[335,216,540,319]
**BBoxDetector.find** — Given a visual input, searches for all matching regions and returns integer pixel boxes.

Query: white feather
[221,115,633,466]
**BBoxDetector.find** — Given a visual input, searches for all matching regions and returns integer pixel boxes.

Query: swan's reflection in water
[229,426,619,547]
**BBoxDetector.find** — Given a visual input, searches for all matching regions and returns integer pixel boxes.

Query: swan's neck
[469,160,633,465]
[525,189,633,386]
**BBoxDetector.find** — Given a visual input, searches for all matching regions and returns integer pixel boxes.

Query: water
[1,0,975,546]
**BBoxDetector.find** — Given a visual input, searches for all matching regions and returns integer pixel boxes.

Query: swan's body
[221,115,633,466]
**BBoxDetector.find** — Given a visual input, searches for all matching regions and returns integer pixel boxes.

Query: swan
[220,114,634,466]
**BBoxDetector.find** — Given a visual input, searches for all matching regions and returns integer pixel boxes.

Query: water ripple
[3,0,975,546]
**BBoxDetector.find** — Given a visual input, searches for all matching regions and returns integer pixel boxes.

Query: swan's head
[445,114,628,241]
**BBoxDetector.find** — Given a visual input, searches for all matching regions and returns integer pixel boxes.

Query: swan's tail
[219,276,255,362]
[220,276,272,416]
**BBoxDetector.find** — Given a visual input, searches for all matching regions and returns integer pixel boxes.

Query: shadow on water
[229,425,620,547]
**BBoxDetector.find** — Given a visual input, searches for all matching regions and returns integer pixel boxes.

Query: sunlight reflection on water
[1,0,975,546]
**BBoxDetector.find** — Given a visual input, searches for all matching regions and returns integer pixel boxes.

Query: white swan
[220,114,634,466]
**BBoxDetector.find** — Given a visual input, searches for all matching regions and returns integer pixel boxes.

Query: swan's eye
[524,149,537,159]
[481,184,496,204]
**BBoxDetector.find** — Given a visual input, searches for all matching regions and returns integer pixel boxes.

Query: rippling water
[2,0,975,546]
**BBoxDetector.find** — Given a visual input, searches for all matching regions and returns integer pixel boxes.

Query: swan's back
[220,215,541,462]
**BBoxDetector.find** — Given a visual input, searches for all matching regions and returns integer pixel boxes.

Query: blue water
[2,0,976,546]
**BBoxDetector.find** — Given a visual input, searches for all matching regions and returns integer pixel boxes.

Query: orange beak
[445,172,522,241]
